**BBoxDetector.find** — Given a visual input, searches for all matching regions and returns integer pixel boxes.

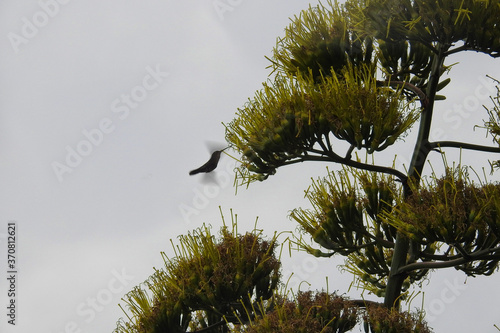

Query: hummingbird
[189,147,228,175]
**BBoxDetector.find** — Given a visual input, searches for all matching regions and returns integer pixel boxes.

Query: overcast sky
[1,1,500,332]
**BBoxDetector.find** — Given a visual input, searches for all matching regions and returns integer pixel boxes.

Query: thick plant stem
[383,45,447,309]
[407,45,446,182]
[383,232,410,308]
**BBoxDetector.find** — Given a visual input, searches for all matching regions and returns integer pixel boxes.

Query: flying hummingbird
[189,147,228,175]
